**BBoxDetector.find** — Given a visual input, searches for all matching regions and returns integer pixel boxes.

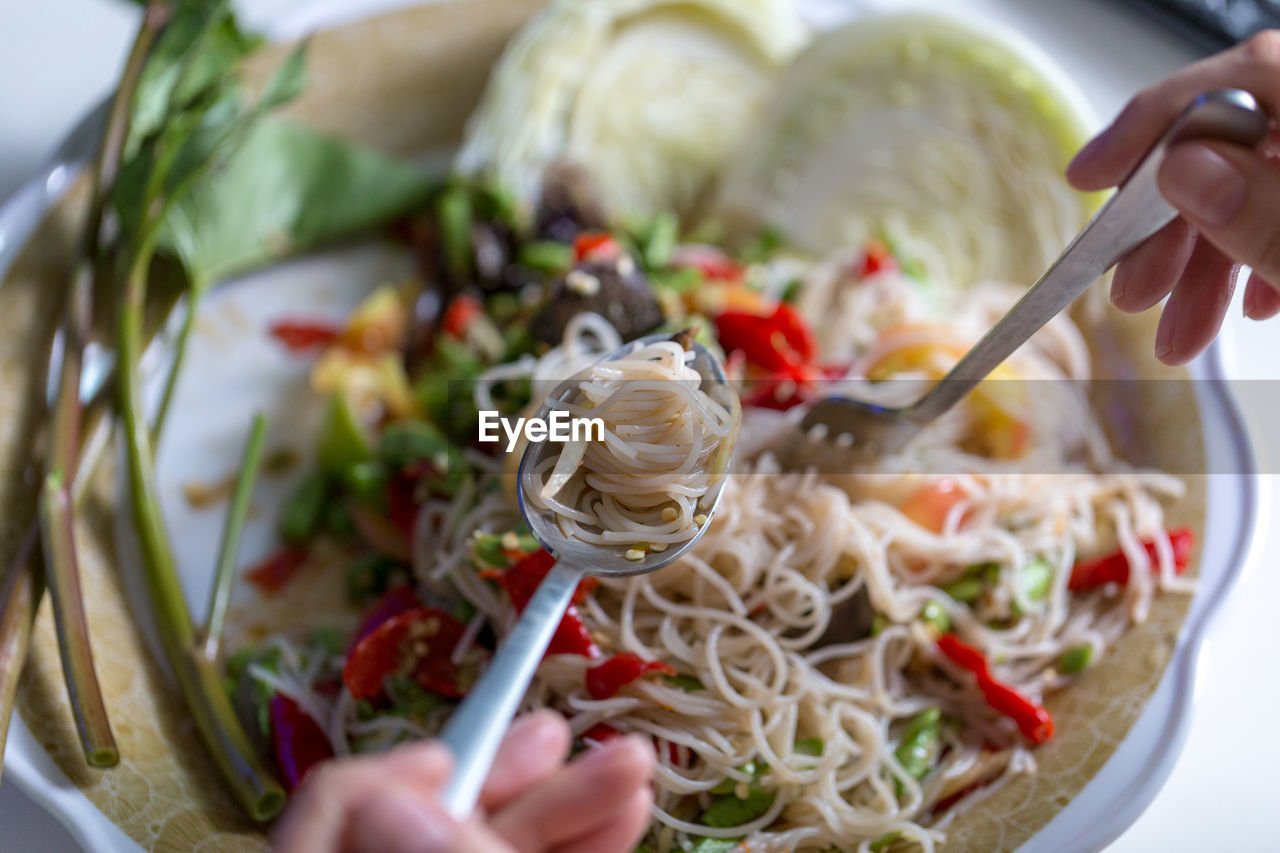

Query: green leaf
[157,118,433,285]
[126,0,254,156]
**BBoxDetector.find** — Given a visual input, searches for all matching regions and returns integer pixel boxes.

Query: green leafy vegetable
[700,786,776,828]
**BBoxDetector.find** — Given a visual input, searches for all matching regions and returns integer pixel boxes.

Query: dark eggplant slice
[530,257,664,345]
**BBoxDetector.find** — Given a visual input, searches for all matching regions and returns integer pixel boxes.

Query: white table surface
[2,0,1277,850]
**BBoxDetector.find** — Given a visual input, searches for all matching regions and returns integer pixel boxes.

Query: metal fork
[800,89,1270,453]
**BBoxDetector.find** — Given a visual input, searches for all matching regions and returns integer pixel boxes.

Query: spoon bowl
[517,331,738,578]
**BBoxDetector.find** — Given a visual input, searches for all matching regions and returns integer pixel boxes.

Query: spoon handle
[438,559,584,818]
[909,88,1270,423]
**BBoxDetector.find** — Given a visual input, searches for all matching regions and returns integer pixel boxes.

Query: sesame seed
[661,507,679,522]
[616,255,636,277]
[501,531,520,550]
[566,269,601,296]
[694,514,708,526]
[624,548,646,561]
[649,542,668,552]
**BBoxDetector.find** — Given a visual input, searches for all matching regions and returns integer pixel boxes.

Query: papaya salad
[223,168,1193,852]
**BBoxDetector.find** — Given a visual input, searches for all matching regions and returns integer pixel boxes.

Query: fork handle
[909,88,1270,423]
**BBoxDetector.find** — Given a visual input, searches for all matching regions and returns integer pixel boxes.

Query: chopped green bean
[518,240,573,272]
[893,707,942,785]
[1058,644,1093,674]
[921,600,951,633]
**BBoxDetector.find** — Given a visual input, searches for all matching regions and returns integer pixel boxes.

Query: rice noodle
[522,337,737,551]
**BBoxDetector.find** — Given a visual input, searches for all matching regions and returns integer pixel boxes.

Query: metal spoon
[437,332,739,817]
[800,88,1271,455]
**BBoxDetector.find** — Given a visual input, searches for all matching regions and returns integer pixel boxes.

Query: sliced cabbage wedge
[715,13,1100,289]
[454,0,807,219]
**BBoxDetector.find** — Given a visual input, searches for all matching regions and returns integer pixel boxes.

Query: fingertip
[576,733,654,790]
[615,734,657,783]
[508,709,572,756]
[1244,274,1280,320]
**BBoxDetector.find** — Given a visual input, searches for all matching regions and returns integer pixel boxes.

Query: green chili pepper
[921,600,951,633]
[1058,644,1093,674]
[893,707,942,785]
[278,470,329,544]
[1020,558,1054,602]
[941,576,985,603]
[518,240,574,272]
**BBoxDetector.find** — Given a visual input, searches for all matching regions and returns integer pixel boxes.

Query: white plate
[0,2,1261,852]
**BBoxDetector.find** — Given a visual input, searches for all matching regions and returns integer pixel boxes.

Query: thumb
[1157,140,1280,285]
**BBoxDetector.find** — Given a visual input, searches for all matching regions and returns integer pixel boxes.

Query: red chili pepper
[481,550,599,658]
[1068,528,1194,591]
[269,694,334,791]
[585,652,676,700]
[343,606,468,700]
[573,231,620,262]
[269,319,341,352]
[859,239,897,277]
[245,546,309,593]
[577,722,687,766]
[580,722,624,746]
[715,303,817,374]
[385,461,441,537]
[936,633,1054,745]
[440,294,483,338]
